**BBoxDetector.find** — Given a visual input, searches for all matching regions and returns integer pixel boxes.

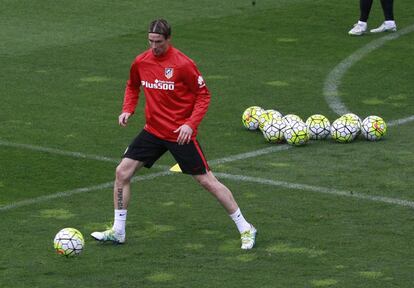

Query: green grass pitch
[1,0,414,287]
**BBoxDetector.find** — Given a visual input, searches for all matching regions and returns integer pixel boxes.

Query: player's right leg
[348,0,372,35]
[92,130,167,244]
[348,21,367,36]
[113,158,144,210]
[91,158,143,244]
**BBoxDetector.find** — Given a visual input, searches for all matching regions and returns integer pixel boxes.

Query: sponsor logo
[141,79,175,91]
[165,68,174,79]
[198,75,205,88]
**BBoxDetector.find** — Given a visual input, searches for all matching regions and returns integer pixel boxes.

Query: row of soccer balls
[242,106,387,146]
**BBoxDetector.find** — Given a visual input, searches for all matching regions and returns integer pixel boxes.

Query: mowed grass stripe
[0,0,311,56]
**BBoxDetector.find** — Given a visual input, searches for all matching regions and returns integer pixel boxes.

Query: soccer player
[91,19,257,249]
[348,0,397,36]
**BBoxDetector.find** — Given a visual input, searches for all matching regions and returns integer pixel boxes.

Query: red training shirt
[122,45,211,142]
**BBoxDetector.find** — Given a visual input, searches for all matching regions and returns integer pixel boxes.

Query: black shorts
[123,129,210,175]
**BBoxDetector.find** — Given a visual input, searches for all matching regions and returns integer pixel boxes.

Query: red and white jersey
[122,46,211,142]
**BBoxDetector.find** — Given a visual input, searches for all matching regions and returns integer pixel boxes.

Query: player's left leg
[193,171,237,213]
[193,171,257,250]
[370,0,397,33]
[168,139,257,249]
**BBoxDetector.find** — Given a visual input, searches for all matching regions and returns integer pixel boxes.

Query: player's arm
[183,62,211,132]
[174,62,210,144]
[120,60,141,126]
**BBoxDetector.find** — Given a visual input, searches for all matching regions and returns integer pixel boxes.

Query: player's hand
[174,124,193,145]
[118,112,131,127]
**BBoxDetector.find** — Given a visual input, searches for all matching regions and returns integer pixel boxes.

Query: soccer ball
[265,109,283,119]
[54,228,84,257]
[305,114,331,140]
[258,111,272,131]
[361,115,387,141]
[262,117,286,143]
[242,106,264,130]
[342,113,362,126]
[283,121,309,146]
[330,117,359,143]
[341,113,362,135]
[258,109,284,131]
[282,114,303,126]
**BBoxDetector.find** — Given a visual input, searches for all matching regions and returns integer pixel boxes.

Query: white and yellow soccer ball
[258,111,272,131]
[242,106,265,130]
[282,114,303,126]
[265,109,283,119]
[361,115,387,141]
[330,117,359,143]
[54,228,84,257]
[305,114,331,140]
[341,113,362,135]
[262,117,286,143]
[283,120,309,146]
[258,109,284,131]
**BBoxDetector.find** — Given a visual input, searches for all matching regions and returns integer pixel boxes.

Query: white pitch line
[0,144,289,212]
[4,24,414,211]
[0,137,290,168]
[215,173,414,209]
[0,139,119,163]
[209,145,291,166]
[388,115,414,127]
[0,138,290,166]
[323,24,414,125]
[0,171,172,211]
[3,167,412,211]
[0,138,172,170]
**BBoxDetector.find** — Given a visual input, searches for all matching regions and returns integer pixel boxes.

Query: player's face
[148,33,170,56]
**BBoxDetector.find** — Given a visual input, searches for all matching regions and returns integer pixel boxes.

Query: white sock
[229,208,251,233]
[358,21,367,28]
[113,209,127,234]
[385,20,396,27]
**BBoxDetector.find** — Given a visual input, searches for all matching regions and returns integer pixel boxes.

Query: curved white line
[323,24,414,125]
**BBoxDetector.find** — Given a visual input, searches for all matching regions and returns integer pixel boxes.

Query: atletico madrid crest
[165,68,174,79]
